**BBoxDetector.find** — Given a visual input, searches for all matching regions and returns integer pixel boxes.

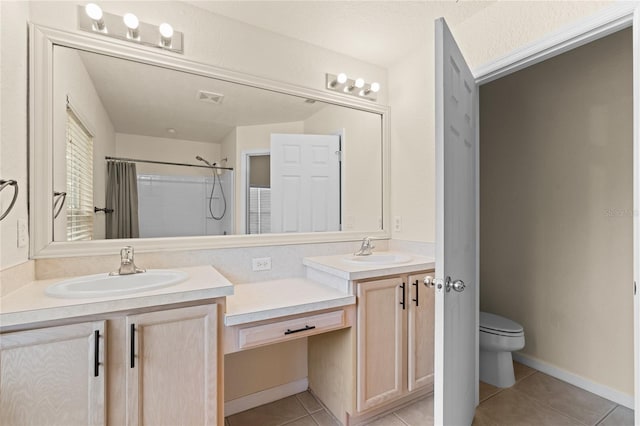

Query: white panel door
[633,5,640,425]
[270,133,340,233]
[434,18,478,426]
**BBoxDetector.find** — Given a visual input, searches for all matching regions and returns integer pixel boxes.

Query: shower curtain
[106,161,140,239]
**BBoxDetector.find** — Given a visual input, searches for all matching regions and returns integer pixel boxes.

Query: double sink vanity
[0,249,434,426]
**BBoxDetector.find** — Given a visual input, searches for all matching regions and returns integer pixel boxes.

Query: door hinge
[335,150,343,162]
[634,281,637,296]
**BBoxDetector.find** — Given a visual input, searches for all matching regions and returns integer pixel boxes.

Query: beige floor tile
[598,405,634,426]
[311,410,341,426]
[227,395,308,426]
[513,362,537,382]
[473,388,582,426]
[479,381,502,402]
[514,373,616,425]
[364,413,407,426]
[393,395,434,426]
[284,416,319,426]
[297,391,323,413]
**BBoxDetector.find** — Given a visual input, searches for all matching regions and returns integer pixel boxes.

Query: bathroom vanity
[302,253,436,425]
[0,252,434,426]
[0,265,232,426]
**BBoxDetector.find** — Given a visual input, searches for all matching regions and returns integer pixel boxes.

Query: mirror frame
[29,24,390,258]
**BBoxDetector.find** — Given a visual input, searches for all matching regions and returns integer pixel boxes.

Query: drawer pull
[94,330,100,377]
[284,325,316,335]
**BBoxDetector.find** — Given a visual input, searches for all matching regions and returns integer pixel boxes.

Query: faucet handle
[121,246,134,262]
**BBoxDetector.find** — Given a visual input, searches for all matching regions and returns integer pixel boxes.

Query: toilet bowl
[479,312,525,388]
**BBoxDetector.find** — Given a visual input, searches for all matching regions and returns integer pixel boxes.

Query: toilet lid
[479,312,523,334]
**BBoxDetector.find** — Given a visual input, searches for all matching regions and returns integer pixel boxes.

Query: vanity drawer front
[238,310,345,349]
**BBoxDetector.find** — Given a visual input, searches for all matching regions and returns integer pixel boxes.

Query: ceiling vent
[197,90,225,104]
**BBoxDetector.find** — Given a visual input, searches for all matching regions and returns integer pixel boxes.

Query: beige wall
[388,0,614,242]
[115,133,221,177]
[480,29,633,395]
[225,339,307,401]
[0,1,29,268]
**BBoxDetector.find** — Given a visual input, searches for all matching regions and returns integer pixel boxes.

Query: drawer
[237,310,346,350]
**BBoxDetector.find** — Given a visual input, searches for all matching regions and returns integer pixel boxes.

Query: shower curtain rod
[105,156,233,171]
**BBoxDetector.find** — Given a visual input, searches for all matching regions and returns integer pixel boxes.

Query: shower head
[195,155,215,167]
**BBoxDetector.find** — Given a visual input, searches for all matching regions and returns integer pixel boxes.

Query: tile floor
[225,362,634,426]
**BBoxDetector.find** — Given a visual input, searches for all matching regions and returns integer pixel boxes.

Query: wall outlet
[17,219,28,248]
[252,257,272,271]
[393,216,402,232]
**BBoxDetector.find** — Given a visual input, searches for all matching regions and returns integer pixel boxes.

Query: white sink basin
[343,253,413,265]
[45,269,188,299]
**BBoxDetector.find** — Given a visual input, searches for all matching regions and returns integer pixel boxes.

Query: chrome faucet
[110,246,146,276]
[354,237,375,256]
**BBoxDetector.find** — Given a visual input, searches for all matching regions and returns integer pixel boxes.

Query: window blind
[248,187,271,234]
[66,108,94,241]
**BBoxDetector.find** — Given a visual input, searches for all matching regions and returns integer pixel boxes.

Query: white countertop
[0,265,233,330]
[303,251,435,280]
[225,278,355,326]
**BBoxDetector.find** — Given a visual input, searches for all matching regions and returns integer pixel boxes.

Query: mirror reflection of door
[270,133,341,233]
[246,154,271,234]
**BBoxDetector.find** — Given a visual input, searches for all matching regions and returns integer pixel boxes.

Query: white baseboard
[513,353,634,409]
[224,378,309,417]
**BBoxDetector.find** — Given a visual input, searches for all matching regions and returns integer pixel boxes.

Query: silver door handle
[424,276,435,288]
[445,276,465,293]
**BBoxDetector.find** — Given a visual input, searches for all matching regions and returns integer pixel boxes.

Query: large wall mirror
[30,26,389,257]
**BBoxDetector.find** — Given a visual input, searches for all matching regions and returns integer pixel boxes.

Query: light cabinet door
[356,277,404,411]
[0,321,106,426]
[407,272,435,392]
[126,304,218,426]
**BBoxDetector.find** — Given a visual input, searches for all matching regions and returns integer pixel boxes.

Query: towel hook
[0,179,18,221]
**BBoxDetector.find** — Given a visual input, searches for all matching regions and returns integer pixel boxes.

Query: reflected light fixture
[325,73,379,101]
[78,4,184,53]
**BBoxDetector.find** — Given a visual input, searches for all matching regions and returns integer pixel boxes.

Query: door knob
[424,276,435,288]
[444,276,465,293]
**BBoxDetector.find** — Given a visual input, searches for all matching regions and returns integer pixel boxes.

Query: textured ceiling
[67,47,327,143]
[186,1,495,68]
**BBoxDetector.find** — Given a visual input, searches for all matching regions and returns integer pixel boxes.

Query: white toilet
[479,312,525,388]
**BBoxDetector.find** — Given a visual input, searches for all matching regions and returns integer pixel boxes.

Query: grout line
[392,412,411,426]
[594,405,618,426]
[280,414,314,426]
[510,387,591,426]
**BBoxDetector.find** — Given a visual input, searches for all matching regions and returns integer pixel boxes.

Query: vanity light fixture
[85,3,105,31]
[78,4,184,53]
[159,23,174,47]
[325,73,379,101]
[123,13,140,40]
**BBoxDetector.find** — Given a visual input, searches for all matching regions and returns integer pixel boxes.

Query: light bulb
[336,73,347,84]
[123,13,139,30]
[355,78,365,89]
[85,3,103,21]
[370,82,380,93]
[159,23,174,38]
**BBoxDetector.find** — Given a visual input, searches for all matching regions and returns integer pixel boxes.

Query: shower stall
[106,156,234,238]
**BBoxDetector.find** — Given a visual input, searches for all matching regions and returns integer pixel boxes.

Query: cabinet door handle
[400,283,406,310]
[94,330,100,377]
[130,323,136,368]
[284,325,316,335]
[412,279,419,306]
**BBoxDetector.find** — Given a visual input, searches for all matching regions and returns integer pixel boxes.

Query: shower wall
[137,172,234,238]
